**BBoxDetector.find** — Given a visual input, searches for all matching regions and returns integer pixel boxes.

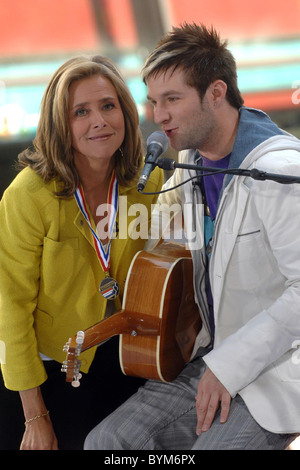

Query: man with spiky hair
[85,23,300,450]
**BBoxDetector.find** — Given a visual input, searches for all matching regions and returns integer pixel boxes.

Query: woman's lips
[88,133,113,141]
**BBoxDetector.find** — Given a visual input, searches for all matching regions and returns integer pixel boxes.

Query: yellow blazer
[0,166,163,390]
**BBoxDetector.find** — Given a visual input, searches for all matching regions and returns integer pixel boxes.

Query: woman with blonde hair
[0,55,163,449]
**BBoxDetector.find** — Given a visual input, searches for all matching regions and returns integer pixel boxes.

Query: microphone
[156,157,176,171]
[155,158,300,184]
[137,131,168,191]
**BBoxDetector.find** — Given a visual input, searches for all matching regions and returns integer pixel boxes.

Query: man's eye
[147,100,156,108]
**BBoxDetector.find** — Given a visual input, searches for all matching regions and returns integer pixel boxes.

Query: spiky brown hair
[142,23,243,109]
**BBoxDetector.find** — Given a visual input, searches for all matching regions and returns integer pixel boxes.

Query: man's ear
[209,80,227,106]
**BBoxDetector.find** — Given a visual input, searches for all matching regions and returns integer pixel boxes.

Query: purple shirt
[201,154,231,220]
[200,153,231,338]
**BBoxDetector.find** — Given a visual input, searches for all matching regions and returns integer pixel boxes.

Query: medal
[75,172,119,299]
[99,275,120,300]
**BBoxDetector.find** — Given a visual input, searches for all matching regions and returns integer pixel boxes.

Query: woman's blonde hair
[18,56,143,197]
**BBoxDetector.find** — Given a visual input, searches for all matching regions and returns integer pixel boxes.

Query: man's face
[147,67,217,153]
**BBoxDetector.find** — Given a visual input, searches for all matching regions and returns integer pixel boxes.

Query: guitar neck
[71,309,161,353]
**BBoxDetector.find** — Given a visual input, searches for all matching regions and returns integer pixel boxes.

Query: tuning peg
[71,379,81,387]
[75,331,85,356]
[63,339,71,352]
[76,331,85,345]
[71,372,82,388]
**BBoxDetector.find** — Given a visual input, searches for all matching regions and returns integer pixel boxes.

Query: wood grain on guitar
[62,242,202,387]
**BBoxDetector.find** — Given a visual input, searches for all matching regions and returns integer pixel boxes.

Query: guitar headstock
[61,331,85,387]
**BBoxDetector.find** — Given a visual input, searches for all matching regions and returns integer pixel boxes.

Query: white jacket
[147,108,300,433]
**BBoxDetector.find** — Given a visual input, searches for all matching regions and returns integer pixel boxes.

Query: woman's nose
[92,110,106,127]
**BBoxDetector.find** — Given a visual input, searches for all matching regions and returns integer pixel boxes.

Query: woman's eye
[75,108,88,117]
[103,103,115,110]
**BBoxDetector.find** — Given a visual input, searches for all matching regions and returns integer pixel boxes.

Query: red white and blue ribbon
[74,171,119,277]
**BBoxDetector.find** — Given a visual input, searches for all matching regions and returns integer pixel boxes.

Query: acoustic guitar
[61,242,202,387]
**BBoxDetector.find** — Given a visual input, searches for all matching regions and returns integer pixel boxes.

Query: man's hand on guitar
[195,368,231,436]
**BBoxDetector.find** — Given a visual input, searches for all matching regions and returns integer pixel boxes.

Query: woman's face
[68,74,125,167]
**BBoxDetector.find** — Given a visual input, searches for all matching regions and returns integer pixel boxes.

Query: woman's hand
[20,414,58,450]
[19,386,58,450]
[195,368,231,435]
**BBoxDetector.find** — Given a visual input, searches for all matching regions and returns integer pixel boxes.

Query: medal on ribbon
[75,171,120,300]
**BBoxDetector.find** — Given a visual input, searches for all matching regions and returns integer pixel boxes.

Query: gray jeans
[84,352,298,450]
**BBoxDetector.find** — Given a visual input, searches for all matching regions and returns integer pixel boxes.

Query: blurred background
[1,0,300,196]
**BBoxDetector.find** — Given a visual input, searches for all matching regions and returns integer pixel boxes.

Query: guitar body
[119,242,201,382]
[62,242,202,385]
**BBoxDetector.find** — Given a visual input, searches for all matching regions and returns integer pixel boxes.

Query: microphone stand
[155,158,300,184]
